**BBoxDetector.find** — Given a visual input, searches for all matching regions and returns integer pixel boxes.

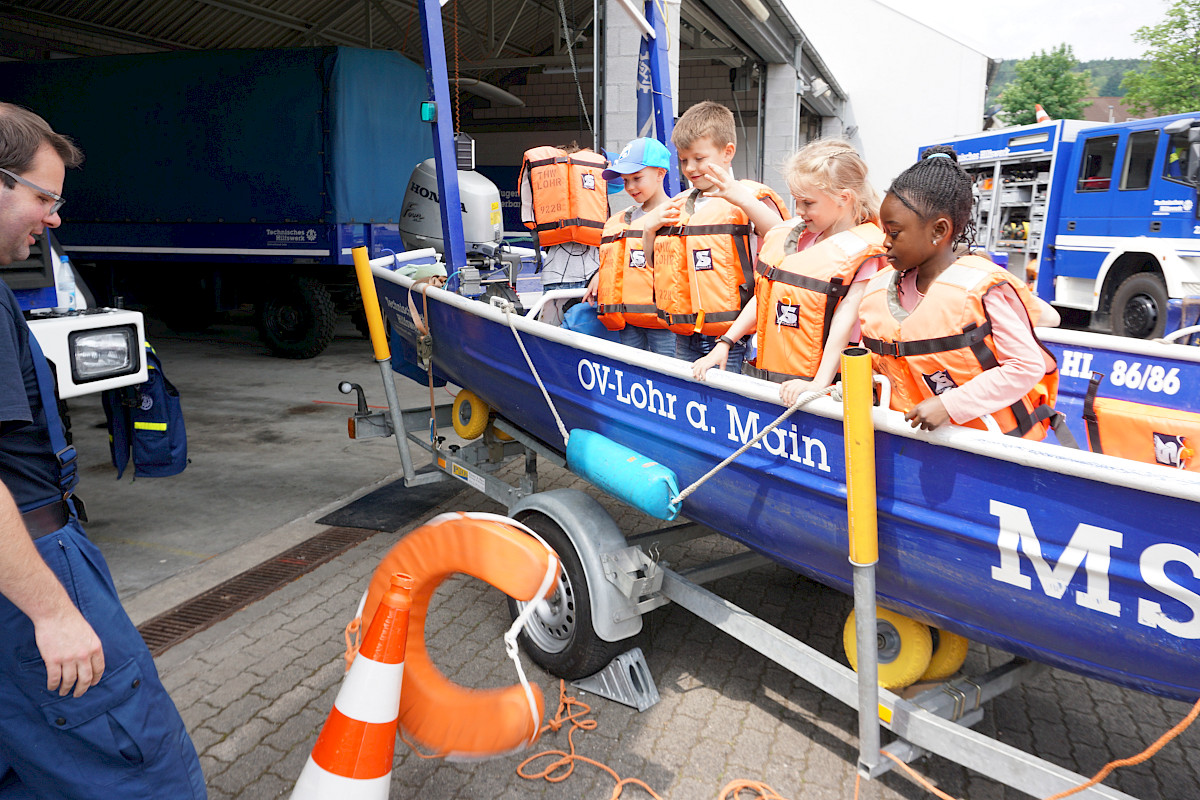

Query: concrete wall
[793,0,991,192]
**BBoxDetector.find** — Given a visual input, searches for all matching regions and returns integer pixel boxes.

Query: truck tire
[1111,273,1168,339]
[256,277,337,359]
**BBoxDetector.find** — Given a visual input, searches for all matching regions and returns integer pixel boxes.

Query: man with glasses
[0,102,206,798]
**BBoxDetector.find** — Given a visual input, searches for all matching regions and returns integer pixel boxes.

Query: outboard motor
[399,159,523,303]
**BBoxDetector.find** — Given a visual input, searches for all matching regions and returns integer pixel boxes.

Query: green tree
[1122,0,1200,116]
[999,44,1091,124]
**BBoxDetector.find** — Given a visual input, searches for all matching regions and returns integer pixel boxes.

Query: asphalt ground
[60,314,1200,799]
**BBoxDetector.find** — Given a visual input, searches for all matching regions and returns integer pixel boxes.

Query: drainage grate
[138,526,377,656]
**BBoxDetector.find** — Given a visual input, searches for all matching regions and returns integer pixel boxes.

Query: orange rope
[716,779,790,799]
[518,681,664,799]
[342,616,361,672]
[1043,694,1200,800]
[873,694,1200,800]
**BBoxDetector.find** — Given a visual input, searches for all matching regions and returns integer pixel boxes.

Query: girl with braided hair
[858,146,1064,440]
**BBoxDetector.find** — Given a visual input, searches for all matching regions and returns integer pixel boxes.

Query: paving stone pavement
[153,459,1200,800]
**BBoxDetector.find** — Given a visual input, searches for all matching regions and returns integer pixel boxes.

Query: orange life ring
[358,512,560,758]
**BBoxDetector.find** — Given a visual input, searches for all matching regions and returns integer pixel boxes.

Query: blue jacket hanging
[102,342,188,478]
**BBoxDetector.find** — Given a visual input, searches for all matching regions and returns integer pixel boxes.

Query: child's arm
[908,285,1047,431]
[1033,296,1060,328]
[692,302,758,380]
[779,281,868,404]
[701,165,784,235]
[640,195,686,272]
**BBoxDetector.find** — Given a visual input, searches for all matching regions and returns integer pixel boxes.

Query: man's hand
[904,397,951,431]
[34,607,104,697]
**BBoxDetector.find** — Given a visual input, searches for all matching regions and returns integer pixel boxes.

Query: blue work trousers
[0,519,206,799]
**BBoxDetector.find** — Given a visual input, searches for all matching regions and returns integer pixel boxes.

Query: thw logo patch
[775,301,799,328]
[629,249,646,268]
[582,174,596,191]
[1154,433,1189,468]
[922,370,958,395]
[692,249,714,271]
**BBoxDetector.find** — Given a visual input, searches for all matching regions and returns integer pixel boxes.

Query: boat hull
[378,272,1200,701]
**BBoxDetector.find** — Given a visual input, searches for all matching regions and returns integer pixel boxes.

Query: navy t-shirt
[0,281,62,510]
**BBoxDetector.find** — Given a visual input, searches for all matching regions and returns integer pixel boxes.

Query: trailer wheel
[257,276,337,359]
[920,628,970,682]
[1111,273,1167,339]
[507,512,623,680]
[842,607,933,690]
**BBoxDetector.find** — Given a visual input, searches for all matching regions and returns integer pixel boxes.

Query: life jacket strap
[756,262,851,298]
[537,218,606,233]
[861,320,993,359]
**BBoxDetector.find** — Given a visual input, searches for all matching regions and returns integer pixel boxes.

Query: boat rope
[557,0,592,138]
[504,305,571,447]
[671,385,837,506]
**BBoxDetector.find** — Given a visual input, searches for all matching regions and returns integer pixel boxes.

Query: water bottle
[57,255,77,311]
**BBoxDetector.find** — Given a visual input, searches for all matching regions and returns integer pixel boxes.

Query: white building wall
[793,0,991,191]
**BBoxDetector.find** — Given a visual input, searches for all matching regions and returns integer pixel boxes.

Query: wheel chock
[570,647,660,712]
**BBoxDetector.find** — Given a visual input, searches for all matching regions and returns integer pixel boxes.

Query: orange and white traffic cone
[291,573,413,800]
[1035,103,1051,123]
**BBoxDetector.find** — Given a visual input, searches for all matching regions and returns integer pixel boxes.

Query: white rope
[505,305,571,447]
[503,550,559,744]
[671,384,837,505]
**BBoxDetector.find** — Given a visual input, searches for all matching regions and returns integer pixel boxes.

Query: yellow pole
[352,246,391,362]
[842,346,878,565]
[842,345,881,777]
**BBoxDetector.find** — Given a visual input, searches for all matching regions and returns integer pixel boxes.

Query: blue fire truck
[921,113,1200,339]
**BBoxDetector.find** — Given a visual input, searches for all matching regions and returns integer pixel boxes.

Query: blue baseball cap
[602,138,671,181]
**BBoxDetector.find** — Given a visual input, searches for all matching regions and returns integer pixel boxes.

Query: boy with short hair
[584,137,675,356]
[643,100,788,371]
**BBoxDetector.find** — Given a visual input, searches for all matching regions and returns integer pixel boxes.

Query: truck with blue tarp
[920,113,1200,340]
[0,46,434,357]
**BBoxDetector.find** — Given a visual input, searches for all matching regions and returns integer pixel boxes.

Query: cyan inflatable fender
[509,488,643,643]
[566,429,680,521]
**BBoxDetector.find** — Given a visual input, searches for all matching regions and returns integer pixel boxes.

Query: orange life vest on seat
[1083,374,1200,471]
[752,220,886,379]
[858,256,1059,441]
[653,183,789,336]
[596,206,667,331]
[519,146,609,247]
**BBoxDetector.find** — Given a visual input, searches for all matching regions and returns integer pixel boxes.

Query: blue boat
[371,265,1200,703]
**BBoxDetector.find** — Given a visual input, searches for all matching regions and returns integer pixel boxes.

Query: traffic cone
[291,573,414,799]
[1035,104,1051,123]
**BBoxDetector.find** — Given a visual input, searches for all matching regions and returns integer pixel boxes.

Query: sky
[874,0,1171,62]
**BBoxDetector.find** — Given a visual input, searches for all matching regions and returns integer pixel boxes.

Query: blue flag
[636,35,653,139]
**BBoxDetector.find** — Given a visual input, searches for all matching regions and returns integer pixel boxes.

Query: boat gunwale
[376,266,1200,505]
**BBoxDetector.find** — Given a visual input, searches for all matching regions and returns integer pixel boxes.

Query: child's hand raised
[699,164,753,206]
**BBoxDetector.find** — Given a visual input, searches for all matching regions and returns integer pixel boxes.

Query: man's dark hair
[0,102,83,188]
[887,144,976,246]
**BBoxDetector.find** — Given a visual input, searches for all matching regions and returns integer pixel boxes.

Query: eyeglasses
[0,167,65,215]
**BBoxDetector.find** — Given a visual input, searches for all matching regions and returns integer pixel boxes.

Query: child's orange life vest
[1083,373,1200,471]
[859,256,1059,441]
[596,206,667,332]
[752,220,886,379]
[519,146,609,247]
[653,183,789,336]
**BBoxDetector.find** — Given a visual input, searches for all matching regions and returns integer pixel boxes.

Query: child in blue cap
[584,138,676,356]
